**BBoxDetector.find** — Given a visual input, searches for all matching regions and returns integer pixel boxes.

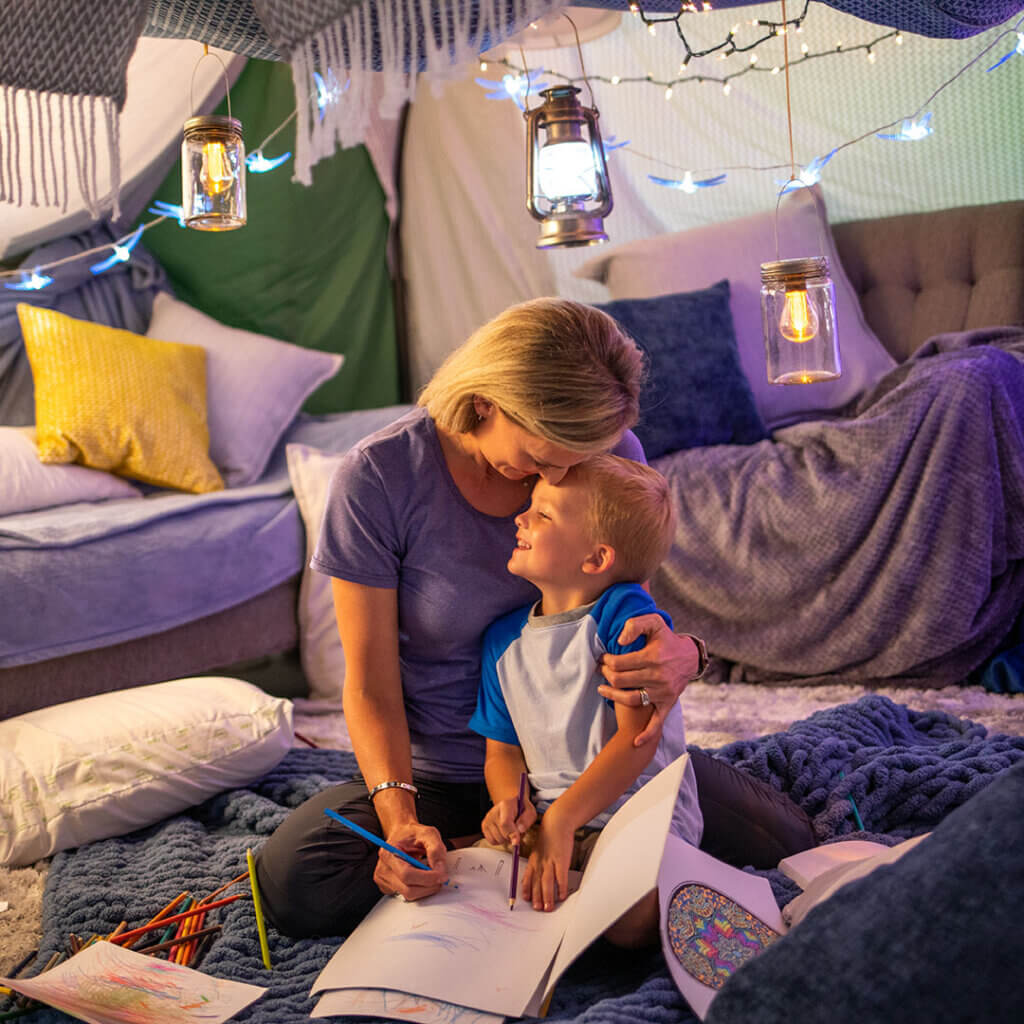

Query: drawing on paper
[315,986,505,1024]
[1,940,266,1024]
[665,884,781,990]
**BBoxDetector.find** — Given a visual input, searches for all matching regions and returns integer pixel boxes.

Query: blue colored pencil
[323,808,432,872]
[509,771,527,910]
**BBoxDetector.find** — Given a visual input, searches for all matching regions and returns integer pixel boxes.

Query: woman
[255,298,703,937]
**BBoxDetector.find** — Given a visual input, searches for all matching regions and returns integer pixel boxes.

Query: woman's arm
[333,577,448,897]
[597,616,701,746]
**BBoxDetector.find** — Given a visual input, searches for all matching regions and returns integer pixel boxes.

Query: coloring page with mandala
[657,835,787,1021]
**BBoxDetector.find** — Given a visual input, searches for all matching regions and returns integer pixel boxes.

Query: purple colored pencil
[508,771,528,910]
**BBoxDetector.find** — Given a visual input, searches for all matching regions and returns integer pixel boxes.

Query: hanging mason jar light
[182,49,246,231]
[760,257,841,383]
[758,0,840,384]
[524,84,612,249]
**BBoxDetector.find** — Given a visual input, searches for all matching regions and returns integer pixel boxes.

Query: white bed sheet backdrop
[400,2,1024,392]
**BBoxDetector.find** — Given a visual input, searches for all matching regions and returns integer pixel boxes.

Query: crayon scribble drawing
[0,941,266,1024]
[314,986,504,1024]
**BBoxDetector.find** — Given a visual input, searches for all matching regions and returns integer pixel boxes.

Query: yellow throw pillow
[17,303,224,493]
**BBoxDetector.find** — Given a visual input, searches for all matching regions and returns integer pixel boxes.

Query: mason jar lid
[183,114,243,138]
[760,256,830,288]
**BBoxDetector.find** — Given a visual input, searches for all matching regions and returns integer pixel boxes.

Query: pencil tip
[508,899,515,911]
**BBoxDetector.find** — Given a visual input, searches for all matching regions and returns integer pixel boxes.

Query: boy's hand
[482,796,537,848]
[522,814,575,912]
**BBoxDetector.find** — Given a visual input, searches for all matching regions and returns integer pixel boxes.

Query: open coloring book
[310,753,691,1020]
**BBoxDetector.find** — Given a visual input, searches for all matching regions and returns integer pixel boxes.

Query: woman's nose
[514,512,526,528]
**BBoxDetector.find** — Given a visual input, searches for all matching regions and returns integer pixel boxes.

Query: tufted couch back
[832,200,1024,363]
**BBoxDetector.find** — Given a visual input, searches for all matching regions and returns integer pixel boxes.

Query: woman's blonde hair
[570,454,677,583]
[418,297,645,454]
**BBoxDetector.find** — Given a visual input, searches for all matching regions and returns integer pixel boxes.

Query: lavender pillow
[595,280,767,460]
[146,292,344,486]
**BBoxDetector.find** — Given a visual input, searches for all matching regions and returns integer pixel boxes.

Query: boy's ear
[581,543,616,576]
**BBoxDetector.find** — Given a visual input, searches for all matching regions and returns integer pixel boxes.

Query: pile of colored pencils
[102,871,250,967]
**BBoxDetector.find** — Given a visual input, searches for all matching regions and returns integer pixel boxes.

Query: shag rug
[4,690,1023,1024]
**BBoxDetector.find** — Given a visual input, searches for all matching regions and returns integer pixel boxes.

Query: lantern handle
[189,46,234,121]
[562,11,597,111]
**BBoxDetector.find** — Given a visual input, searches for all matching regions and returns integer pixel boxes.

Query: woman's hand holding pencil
[323,809,449,902]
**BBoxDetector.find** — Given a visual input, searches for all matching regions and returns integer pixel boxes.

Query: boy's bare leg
[602,888,659,949]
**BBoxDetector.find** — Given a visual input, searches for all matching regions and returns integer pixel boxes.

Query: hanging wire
[562,11,597,110]
[519,44,533,113]
[189,46,234,121]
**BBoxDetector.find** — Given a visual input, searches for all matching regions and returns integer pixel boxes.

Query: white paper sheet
[778,839,892,890]
[312,987,505,1023]
[657,835,785,1022]
[311,846,568,1017]
[0,940,266,1024]
[530,752,691,1014]
[312,754,691,1018]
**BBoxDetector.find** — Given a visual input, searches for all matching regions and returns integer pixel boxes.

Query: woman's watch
[680,633,709,679]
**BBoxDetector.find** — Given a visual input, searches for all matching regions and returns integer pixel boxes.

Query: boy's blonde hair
[569,454,677,583]
[418,297,644,454]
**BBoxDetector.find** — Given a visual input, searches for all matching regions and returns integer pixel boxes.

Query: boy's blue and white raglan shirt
[469,582,703,846]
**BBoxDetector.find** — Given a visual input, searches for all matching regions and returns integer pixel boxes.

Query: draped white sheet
[399,2,1024,390]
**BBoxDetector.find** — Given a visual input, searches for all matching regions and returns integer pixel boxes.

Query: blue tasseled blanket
[30,696,1024,1023]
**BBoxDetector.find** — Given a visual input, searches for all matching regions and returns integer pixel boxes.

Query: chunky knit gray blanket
[652,328,1024,688]
[27,695,1024,1024]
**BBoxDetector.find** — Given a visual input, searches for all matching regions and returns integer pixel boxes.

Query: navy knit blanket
[31,696,1024,1024]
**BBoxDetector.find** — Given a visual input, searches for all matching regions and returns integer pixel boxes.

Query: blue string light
[776,148,837,192]
[313,69,348,115]
[147,200,186,227]
[986,31,1024,71]
[877,111,933,141]
[475,69,549,111]
[648,170,727,192]
[88,224,144,275]
[4,267,53,290]
[246,150,291,173]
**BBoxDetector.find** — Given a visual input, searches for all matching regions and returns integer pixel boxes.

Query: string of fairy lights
[2,6,1023,290]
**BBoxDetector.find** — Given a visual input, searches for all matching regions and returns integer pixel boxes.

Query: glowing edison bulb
[779,289,819,342]
[201,141,235,195]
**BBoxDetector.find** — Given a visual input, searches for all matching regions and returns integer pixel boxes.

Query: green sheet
[139,59,399,412]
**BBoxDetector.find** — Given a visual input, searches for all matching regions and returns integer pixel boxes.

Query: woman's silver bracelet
[368,780,419,801]
[680,633,709,679]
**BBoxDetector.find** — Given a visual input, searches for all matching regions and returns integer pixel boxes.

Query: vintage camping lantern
[759,256,841,384]
[182,114,246,230]
[524,85,612,249]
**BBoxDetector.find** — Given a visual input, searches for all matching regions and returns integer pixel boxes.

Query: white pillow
[286,442,347,704]
[0,677,293,867]
[146,292,344,486]
[575,185,897,430]
[0,425,141,517]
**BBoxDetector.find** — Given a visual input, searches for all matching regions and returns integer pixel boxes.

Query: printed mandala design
[666,884,781,989]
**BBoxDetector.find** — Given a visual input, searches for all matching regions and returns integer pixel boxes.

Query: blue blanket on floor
[30,696,1024,1024]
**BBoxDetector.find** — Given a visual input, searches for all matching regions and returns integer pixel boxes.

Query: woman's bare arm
[333,577,448,895]
[597,615,700,746]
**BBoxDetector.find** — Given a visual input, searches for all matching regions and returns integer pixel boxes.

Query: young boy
[468,453,702,946]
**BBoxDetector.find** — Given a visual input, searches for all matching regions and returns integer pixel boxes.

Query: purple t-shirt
[312,406,644,781]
